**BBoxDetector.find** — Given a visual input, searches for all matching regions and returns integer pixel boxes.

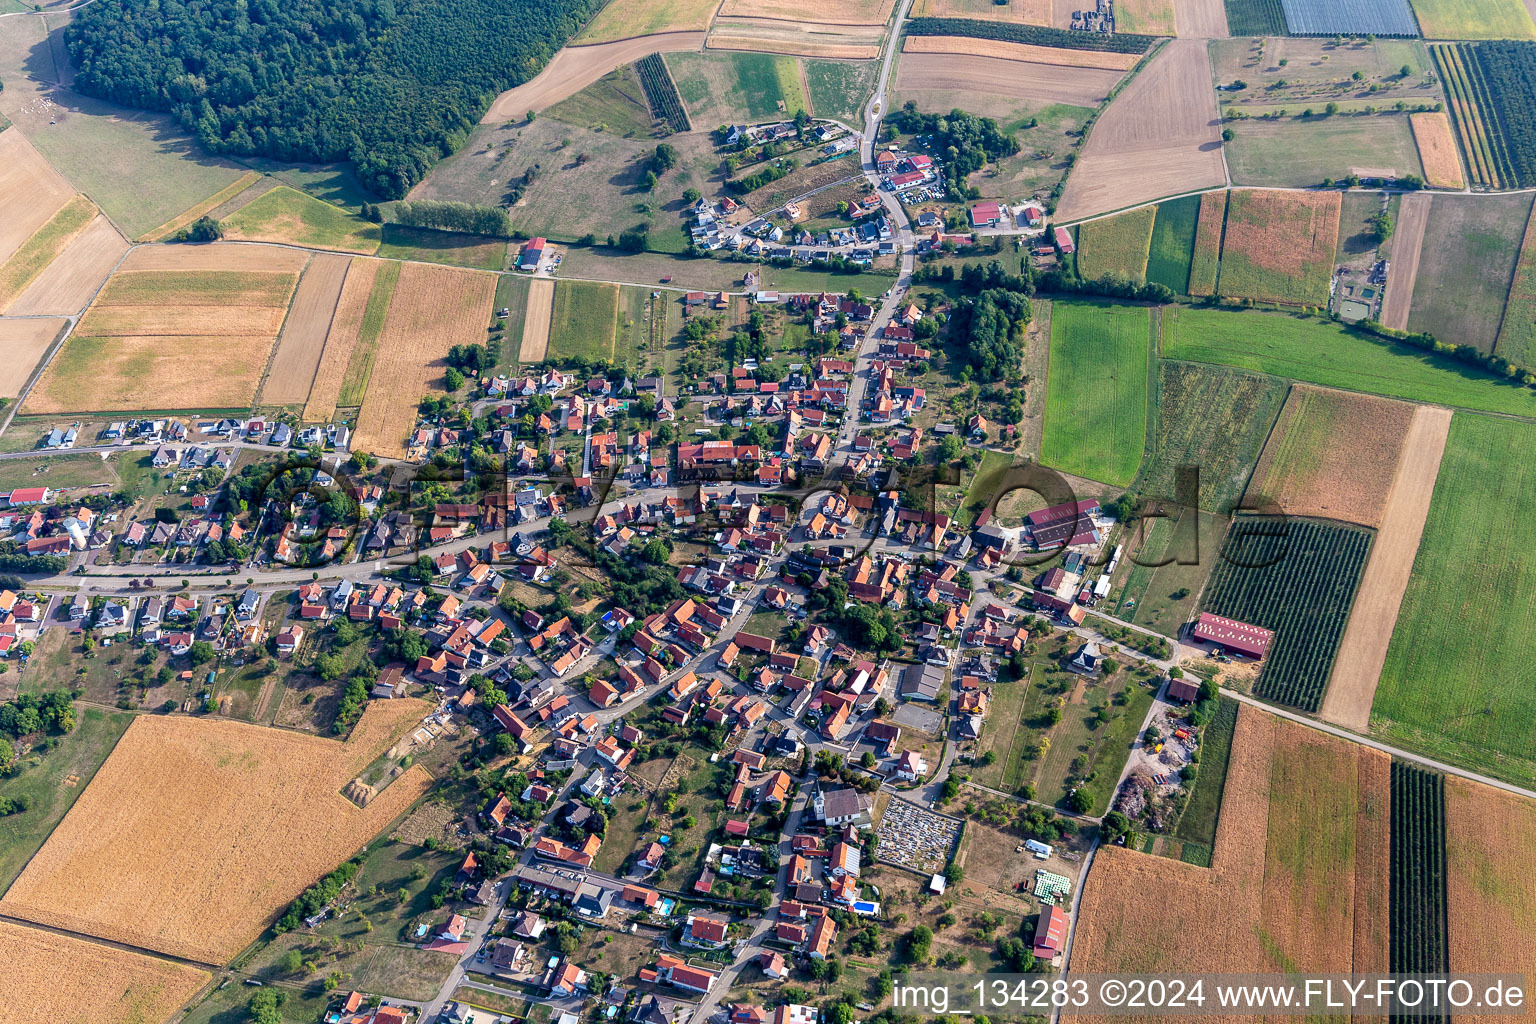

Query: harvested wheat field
[707,18,883,58]
[0,318,67,397]
[1410,112,1466,190]
[483,32,708,121]
[911,0,1060,26]
[0,920,210,1024]
[1445,776,1536,1023]
[0,700,434,964]
[115,242,310,275]
[1246,384,1415,528]
[0,129,76,266]
[261,252,352,406]
[302,257,386,421]
[5,216,130,317]
[1175,0,1228,35]
[720,0,895,23]
[1073,705,1389,1001]
[1055,40,1224,221]
[896,51,1124,107]
[354,262,495,458]
[79,303,290,337]
[1380,191,1430,331]
[576,0,719,43]
[1216,189,1342,306]
[0,195,98,311]
[1321,405,1451,732]
[520,276,556,363]
[901,34,1140,70]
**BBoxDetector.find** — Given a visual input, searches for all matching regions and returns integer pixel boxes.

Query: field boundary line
[0,913,224,969]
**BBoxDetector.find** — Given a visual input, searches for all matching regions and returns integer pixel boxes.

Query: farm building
[970,202,1003,228]
[5,487,52,507]
[1053,226,1075,254]
[1166,676,1201,702]
[1026,499,1100,549]
[1033,904,1068,961]
[1191,612,1273,659]
[519,238,546,271]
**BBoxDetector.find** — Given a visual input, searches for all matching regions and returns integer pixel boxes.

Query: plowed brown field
[303,257,384,421]
[0,701,434,964]
[1321,405,1451,731]
[1175,0,1229,36]
[0,129,75,266]
[1056,39,1225,221]
[5,216,130,317]
[901,34,1139,69]
[895,51,1125,106]
[0,317,67,397]
[262,252,352,406]
[1410,112,1466,190]
[1072,706,1390,1014]
[1445,775,1536,1024]
[354,262,495,457]
[1380,191,1430,330]
[0,920,210,1023]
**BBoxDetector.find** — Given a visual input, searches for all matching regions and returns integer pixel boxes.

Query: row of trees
[390,200,512,237]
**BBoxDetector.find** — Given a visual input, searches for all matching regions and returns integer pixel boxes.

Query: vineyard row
[1389,761,1449,1024]
[637,54,691,134]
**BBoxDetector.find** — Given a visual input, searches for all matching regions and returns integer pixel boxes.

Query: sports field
[1407,193,1531,354]
[0,701,434,963]
[1039,301,1151,487]
[1216,189,1341,306]
[1408,0,1536,40]
[1076,207,1156,282]
[1145,196,1200,294]
[1161,306,1536,418]
[222,185,382,255]
[1138,361,1286,513]
[549,280,621,363]
[1373,413,1536,783]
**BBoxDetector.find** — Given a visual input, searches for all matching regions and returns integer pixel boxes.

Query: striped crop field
[1187,191,1227,297]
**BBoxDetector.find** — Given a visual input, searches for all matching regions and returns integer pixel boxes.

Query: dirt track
[481,32,707,123]
[1380,191,1430,331]
[896,52,1124,106]
[261,252,352,405]
[519,277,556,363]
[1320,404,1452,732]
[5,216,128,317]
[1055,39,1226,221]
[1174,0,1228,37]
[901,34,1139,70]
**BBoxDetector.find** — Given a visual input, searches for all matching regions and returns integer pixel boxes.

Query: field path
[260,251,352,405]
[1175,0,1228,36]
[519,277,556,363]
[1055,39,1226,221]
[480,32,707,122]
[1381,191,1430,331]
[1320,404,1452,732]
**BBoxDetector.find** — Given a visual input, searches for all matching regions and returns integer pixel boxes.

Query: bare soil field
[1380,191,1429,331]
[707,18,883,59]
[0,317,67,397]
[482,32,708,122]
[520,276,556,363]
[1055,40,1225,221]
[0,920,211,1023]
[0,128,76,266]
[261,252,352,406]
[1320,405,1452,732]
[720,0,894,22]
[911,0,1066,27]
[895,52,1122,107]
[1245,384,1415,528]
[5,216,130,316]
[303,257,384,421]
[115,242,310,275]
[1175,0,1229,36]
[901,35,1140,70]
[0,701,435,964]
[1410,112,1466,190]
[354,263,495,458]
[1445,775,1536,1023]
[1073,706,1390,995]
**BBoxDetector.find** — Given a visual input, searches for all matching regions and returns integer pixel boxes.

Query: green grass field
[0,195,95,308]
[1495,214,1536,368]
[0,453,120,492]
[805,60,880,125]
[1409,0,1536,39]
[222,185,382,254]
[1076,207,1157,283]
[549,280,620,363]
[546,65,658,138]
[1113,509,1228,639]
[337,261,401,408]
[1146,196,1200,295]
[1373,414,1536,782]
[493,273,531,373]
[1225,114,1425,189]
[377,225,507,271]
[1040,301,1152,487]
[1172,696,1237,854]
[0,706,132,890]
[1408,193,1531,354]
[1138,362,1287,513]
[667,52,798,127]
[1161,306,1536,418]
